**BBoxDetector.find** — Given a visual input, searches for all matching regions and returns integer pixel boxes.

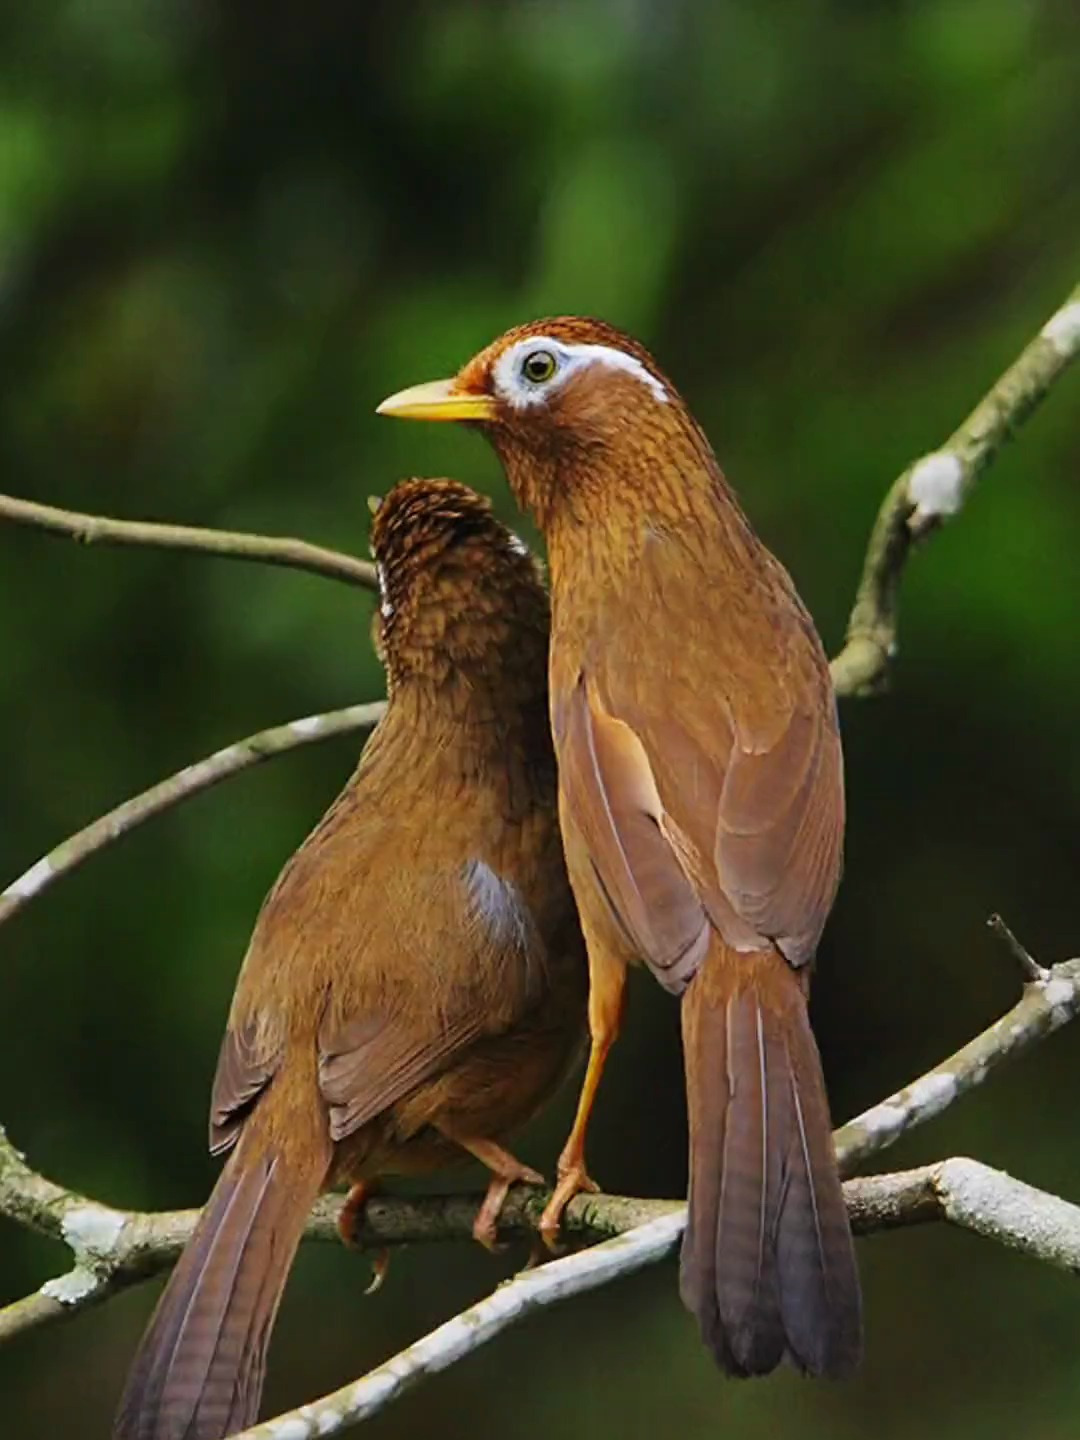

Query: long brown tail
[114,1120,329,1439]
[679,938,862,1378]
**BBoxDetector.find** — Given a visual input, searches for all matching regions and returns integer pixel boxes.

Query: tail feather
[679,939,862,1379]
[115,1127,327,1439]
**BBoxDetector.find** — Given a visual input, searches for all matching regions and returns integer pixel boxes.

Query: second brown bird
[378,321,863,1379]
[114,478,586,1439]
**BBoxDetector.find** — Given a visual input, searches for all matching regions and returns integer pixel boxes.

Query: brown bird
[377,322,862,1379]
[115,477,586,1439]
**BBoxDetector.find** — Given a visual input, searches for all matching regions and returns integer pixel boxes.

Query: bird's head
[367,477,548,691]
[377,318,712,531]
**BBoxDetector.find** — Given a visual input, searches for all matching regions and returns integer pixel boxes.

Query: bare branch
[845,1159,1080,1272]
[0,1124,191,1344]
[6,285,1074,934]
[0,703,385,930]
[830,279,1080,696]
[226,1159,1080,1440]
[0,1122,679,1346]
[834,956,1080,1171]
[231,1212,687,1440]
[3,950,1078,1348]
[0,492,378,591]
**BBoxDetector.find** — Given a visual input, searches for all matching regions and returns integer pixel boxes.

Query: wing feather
[553,542,843,977]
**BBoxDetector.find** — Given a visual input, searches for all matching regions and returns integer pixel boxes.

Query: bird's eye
[521,349,557,385]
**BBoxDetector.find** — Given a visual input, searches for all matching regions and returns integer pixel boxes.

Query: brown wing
[317,856,550,1140]
[209,1020,282,1155]
[554,548,843,985]
[318,1009,486,1142]
[212,849,550,1152]
[555,675,710,993]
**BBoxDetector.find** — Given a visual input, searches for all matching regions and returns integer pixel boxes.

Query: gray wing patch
[461,858,545,1005]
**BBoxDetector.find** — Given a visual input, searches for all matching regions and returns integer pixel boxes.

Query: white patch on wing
[462,860,531,955]
[508,531,530,557]
[492,336,669,411]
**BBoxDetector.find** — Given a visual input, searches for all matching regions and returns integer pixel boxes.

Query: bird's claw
[538,1163,600,1252]
[363,1248,391,1295]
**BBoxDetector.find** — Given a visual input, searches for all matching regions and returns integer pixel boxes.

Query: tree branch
[0,492,378,591]
[3,285,1075,708]
[3,940,1077,1349]
[829,279,1080,696]
[1,288,1073,935]
[230,1214,689,1440]
[1,289,1076,1425]
[844,1159,1080,1271]
[0,703,385,930]
[222,1159,1080,1440]
[833,954,1080,1171]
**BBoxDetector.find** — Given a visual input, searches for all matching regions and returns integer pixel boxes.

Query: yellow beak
[375,378,497,423]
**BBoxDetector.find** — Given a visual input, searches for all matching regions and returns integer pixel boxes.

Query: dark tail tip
[680,955,863,1380]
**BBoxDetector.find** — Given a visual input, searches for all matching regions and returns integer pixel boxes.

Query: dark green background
[2,2,1079,1436]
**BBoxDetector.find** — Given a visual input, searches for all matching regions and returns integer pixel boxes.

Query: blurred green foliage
[2,1,1079,1436]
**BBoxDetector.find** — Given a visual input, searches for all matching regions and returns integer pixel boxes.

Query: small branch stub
[987,914,1051,984]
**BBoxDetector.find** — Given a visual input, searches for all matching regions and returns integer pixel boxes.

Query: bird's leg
[440,1133,545,1252]
[337,1179,390,1293]
[539,946,627,1249]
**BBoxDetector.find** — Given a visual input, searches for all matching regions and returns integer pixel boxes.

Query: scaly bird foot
[473,1162,545,1253]
[538,1163,600,1252]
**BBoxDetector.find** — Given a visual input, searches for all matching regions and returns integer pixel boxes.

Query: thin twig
[3,290,1076,702]
[0,493,378,591]
[987,913,1050,983]
[834,957,1080,1171]
[829,279,1080,696]
[0,702,385,929]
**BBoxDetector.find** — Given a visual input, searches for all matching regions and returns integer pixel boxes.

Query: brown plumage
[114,478,586,1439]
[377,323,862,1378]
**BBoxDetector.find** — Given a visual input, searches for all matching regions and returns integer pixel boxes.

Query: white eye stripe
[492,336,668,410]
